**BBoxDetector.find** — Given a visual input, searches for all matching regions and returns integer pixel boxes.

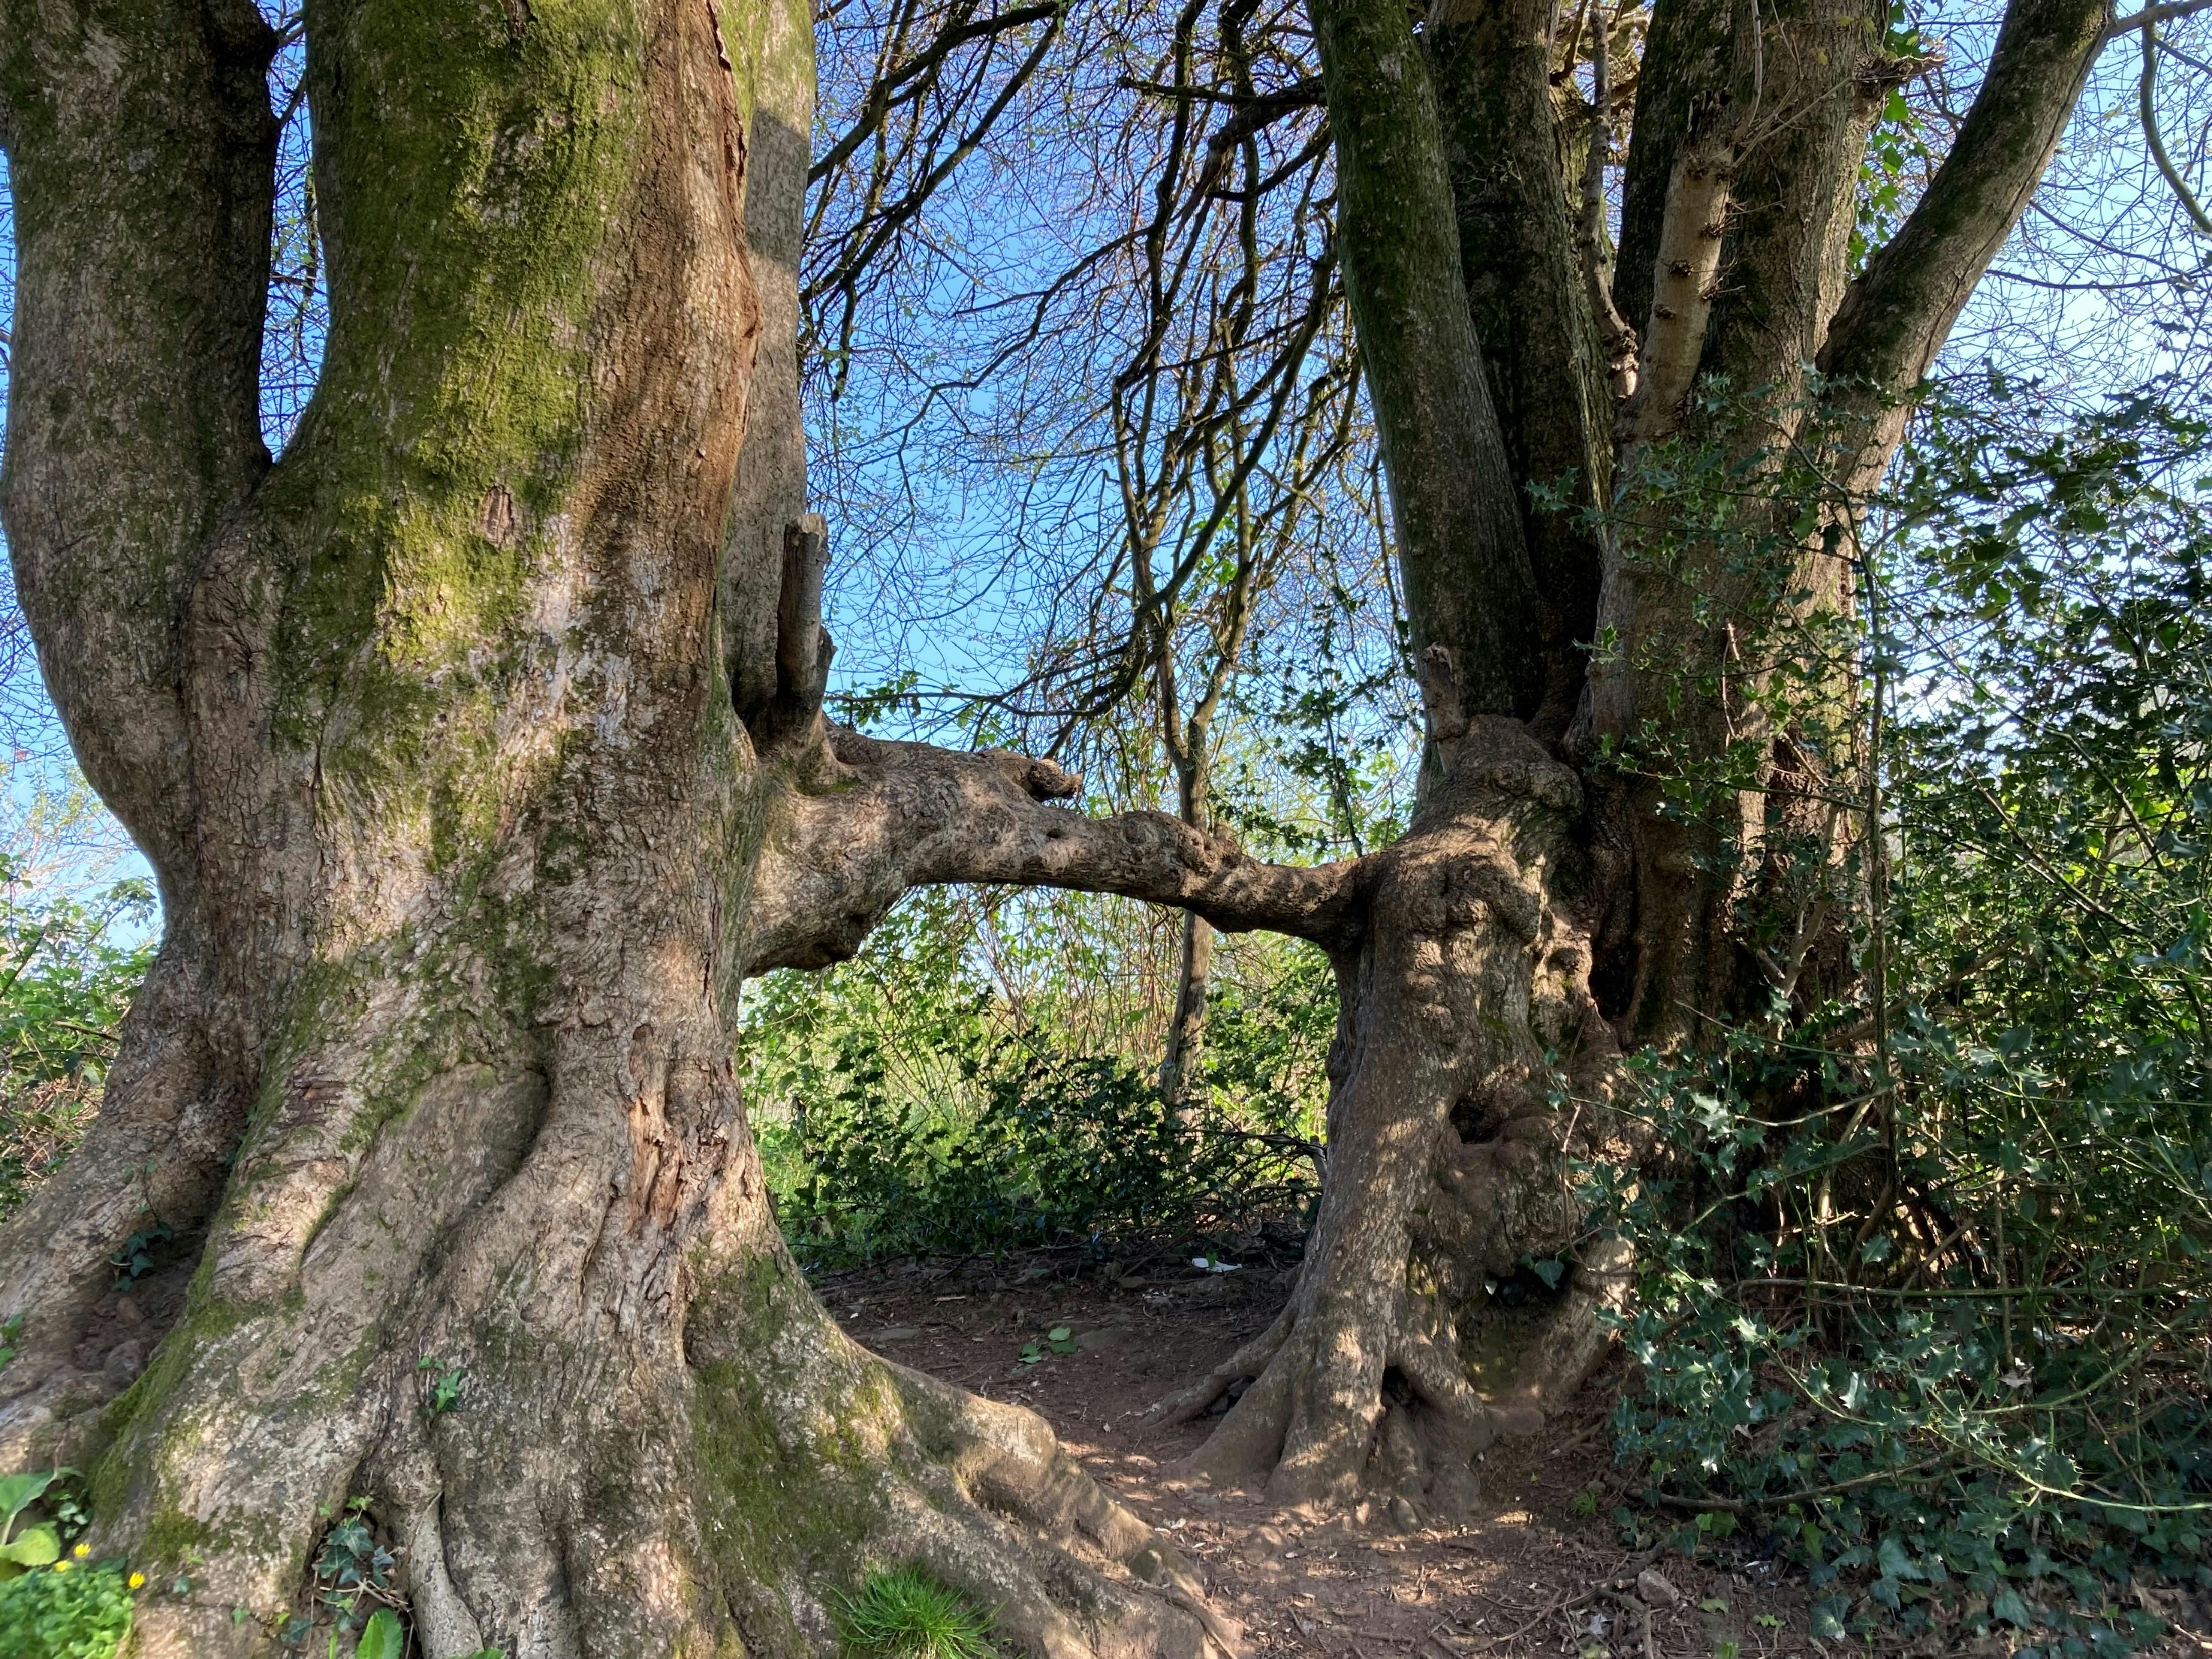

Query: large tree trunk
[0,3,1238,1653]
[1134,0,2112,1513]
[0,0,2121,1639]
[1146,717,1630,1517]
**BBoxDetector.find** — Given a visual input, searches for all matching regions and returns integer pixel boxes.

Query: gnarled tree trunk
[1134,0,2111,1518]
[0,2,1239,1652]
[0,0,2122,1646]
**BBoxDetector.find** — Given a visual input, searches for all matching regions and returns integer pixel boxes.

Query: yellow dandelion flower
[52,1559,70,1573]
[129,1573,146,1590]
[73,1543,91,1558]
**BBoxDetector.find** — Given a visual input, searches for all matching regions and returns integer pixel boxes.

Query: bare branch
[2105,0,2212,39]
[1818,0,2112,459]
[740,729,1368,971]
[2136,20,2212,235]
[808,0,1061,185]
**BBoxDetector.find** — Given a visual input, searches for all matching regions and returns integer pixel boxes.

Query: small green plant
[1014,1326,1077,1370]
[352,1608,405,1659]
[107,1220,171,1289]
[833,1565,1000,1658]
[1567,1487,1598,1519]
[306,1498,399,1633]
[0,1471,66,1580]
[417,1357,466,1419]
[0,1316,22,1374]
[0,1555,135,1658]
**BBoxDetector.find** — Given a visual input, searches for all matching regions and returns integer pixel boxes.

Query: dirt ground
[823,1257,2212,1659]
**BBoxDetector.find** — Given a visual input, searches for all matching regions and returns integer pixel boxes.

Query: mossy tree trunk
[0,0,2123,1642]
[0,1,1251,1652]
[1141,0,2113,1517]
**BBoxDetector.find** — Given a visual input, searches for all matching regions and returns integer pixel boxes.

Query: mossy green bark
[1306,0,1543,721]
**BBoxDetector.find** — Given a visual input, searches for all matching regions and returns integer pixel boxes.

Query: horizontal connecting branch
[739,727,1366,972]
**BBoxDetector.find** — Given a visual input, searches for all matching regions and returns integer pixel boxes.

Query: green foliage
[299,1498,400,1638]
[416,1357,466,1420]
[0,1473,63,1581]
[771,1047,1319,1268]
[747,890,1331,1267]
[1850,0,1940,272]
[833,1566,1000,1658]
[353,1608,404,1659]
[0,772,156,1223]
[1589,384,2211,1654]
[106,1221,171,1290]
[0,1560,133,1659]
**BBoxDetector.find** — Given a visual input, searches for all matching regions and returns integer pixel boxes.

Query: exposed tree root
[0,940,249,1470]
[3,905,1232,1659]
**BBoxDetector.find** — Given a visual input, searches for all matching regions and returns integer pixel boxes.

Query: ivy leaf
[1811,1594,1852,1639]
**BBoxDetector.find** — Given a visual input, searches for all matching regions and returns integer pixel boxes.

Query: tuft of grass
[833,1566,1000,1658]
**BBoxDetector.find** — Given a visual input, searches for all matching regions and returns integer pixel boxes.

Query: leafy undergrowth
[0,780,155,1224]
[746,894,1332,1269]
[1586,388,2212,1655]
[833,1566,1001,1658]
[0,1560,134,1659]
[767,1049,1320,1270]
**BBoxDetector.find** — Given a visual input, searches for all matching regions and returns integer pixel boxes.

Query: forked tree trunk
[0,0,2122,1641]
[0,3,1235,1653]
[1135,0,2108,1513]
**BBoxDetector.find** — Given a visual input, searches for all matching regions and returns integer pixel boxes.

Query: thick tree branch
[0,0,278,878]
[1817,0,2111,438]
[739,729,1367,972]
[1614,0,1733,336]
[1308,0,1543,721]
[1427,0,1616,727]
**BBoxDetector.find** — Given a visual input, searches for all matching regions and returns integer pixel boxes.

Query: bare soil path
[824,1260,1825,1659]
[824,1258,2212,1659]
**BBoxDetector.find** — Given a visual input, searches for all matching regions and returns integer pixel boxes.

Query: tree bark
[1428,0,1616,729]
[0,3,1232,1653]
[0,0,2122,1632]
[1306,0,1545,726]
[1146,718,1630,1516]
[1131,0,2116,1511]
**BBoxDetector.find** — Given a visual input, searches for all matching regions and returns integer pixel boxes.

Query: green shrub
[0,1563,134,1659]
[1588,384,2211,1654]
[768,1049,1319,1267]
[833,1566,999,1658]
[747,890,1332,1267]
[0,785,156,1223]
